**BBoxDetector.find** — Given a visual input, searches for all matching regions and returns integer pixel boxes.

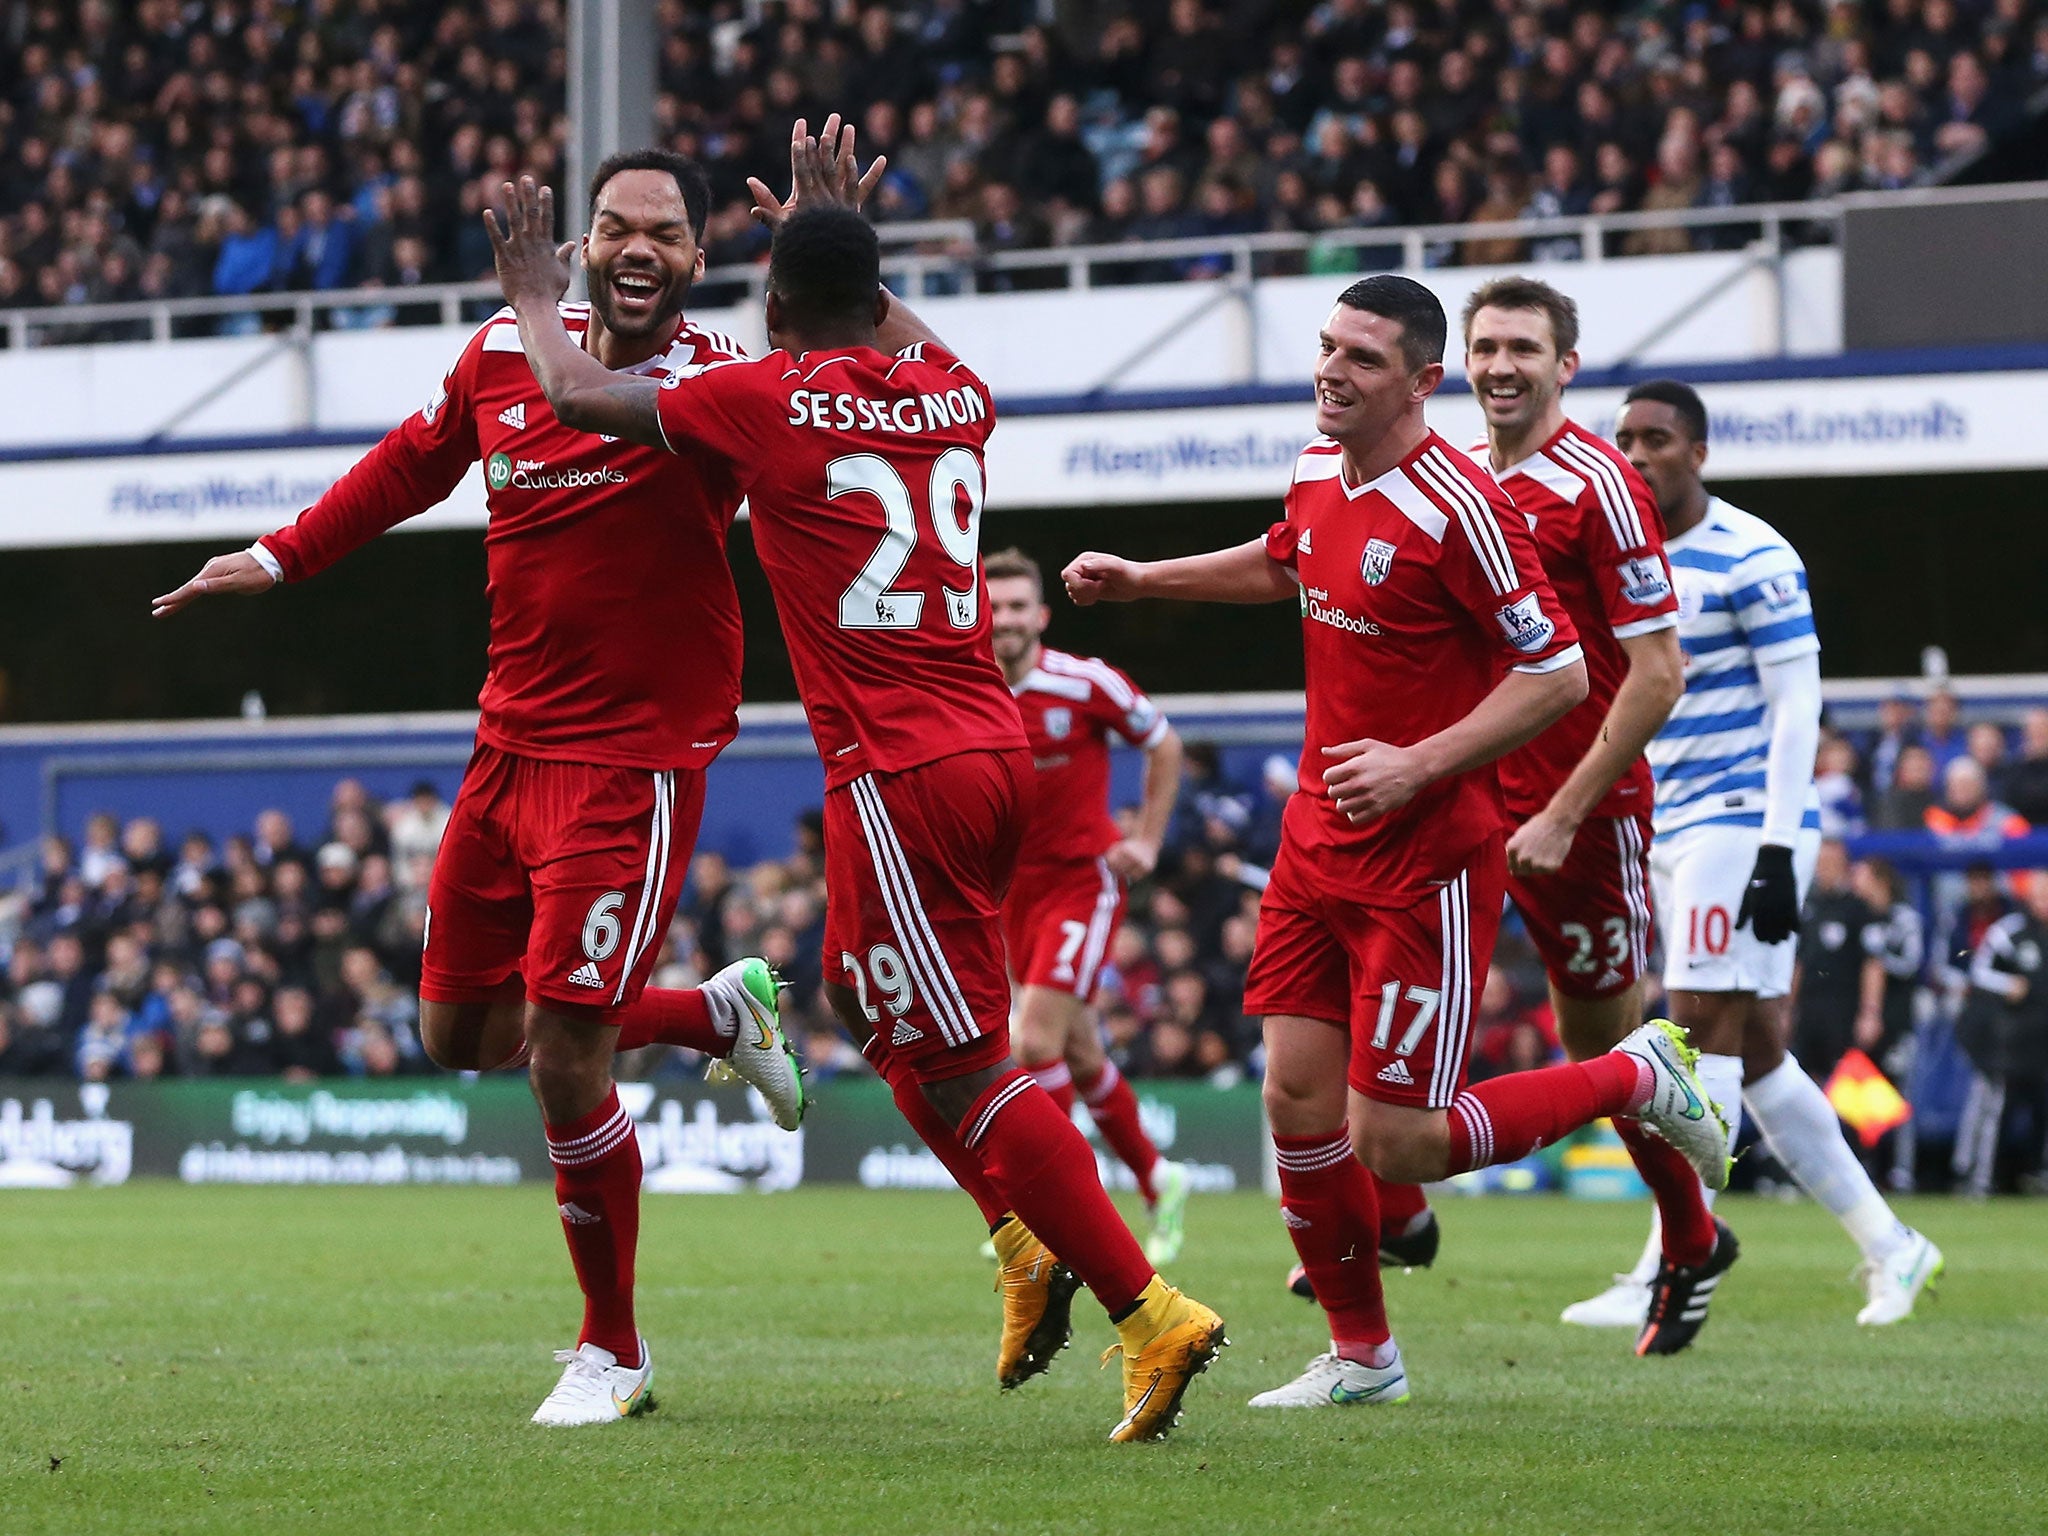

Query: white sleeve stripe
[1424,448,1520,592]
[1414,450,1516,596]
[1555,435,1645,549]
[1137,717,1172,750]
[1514,641,1584,675]
[1612,613,1679,639]
[1060,655,1139,708]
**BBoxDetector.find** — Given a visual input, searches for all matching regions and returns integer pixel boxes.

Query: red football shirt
[261,305,747,770]
[1012,646,1171,868]
[1264,431,1583,905]
[653,340,1026,787]
[1491,420,1678,820]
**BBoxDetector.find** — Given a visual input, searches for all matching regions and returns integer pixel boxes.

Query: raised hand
[483,176,576,311]
[152,550,277,618]
[747,114,889,231]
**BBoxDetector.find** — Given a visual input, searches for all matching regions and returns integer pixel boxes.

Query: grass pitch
[2,1186,2044,1535]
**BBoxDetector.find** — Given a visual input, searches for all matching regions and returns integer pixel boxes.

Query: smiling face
[1465,303,1577,443]
[986,574,1048,669]
[1312,303,1439,449]
[582,167,704,341]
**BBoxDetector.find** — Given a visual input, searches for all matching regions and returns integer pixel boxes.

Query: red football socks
[1022,1056,1078,1115]
[1077,1060,1161,1204]
[544,1086,643,1367]
[865,1038,1009,1226]
[960,1069,1154,1315]
[1273,1129,1389,1352]
[1371,1170,1430,1236]
[1446,1054,1649,1174]
[1615,1117,1717,1267]
[610,987,732,1057]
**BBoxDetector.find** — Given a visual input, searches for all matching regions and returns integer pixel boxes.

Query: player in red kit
[1460,277,1735,1355]
[153,150,805,1427]
[1063,275,1725,1410]
[984,548,1191,1264]
[486,121,1226,1444]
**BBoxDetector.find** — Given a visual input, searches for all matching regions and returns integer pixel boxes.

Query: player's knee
[1261,1069,1334,1134]
[1349,1119,1438,1183]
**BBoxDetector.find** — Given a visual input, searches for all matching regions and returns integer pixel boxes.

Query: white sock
[1623,1052,1741,1285]
[1744,1055,1912,1261]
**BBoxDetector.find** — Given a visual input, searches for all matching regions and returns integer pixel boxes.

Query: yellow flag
[1824,1048,1911,1148]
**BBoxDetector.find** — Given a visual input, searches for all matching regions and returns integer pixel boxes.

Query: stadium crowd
[2,0,2042,326]
[1,685,2044,1189]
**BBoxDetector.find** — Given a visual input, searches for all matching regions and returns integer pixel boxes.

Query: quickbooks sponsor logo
[1305,593,1381,637]
[1061,431,1311,481]
[489,456,629,492]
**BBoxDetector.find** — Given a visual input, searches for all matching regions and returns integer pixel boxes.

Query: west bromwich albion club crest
[1361,538,1397,586]
[1043,706,1073,740]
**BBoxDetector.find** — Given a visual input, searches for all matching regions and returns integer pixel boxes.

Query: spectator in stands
[1816,733,1868,837]
[1875,743,1939,830]
[1869,693,1924,796]
[2003,708,2048,823]
[1926,756,2031,847]
[1922,688,1968,776]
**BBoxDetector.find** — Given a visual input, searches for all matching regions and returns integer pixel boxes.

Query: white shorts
[1651,822,1819,999]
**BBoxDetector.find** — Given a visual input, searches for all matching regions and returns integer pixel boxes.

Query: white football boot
[1248,1348,1410,1408]
[1855,1230,1945,1325]
[531,1338,655,1426]
[1561,1275,1653,1329]
[699,957,807,1131]
[1613,1021,1730,1189]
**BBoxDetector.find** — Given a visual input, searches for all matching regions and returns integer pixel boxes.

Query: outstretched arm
[485,177,667,449]
[748,114,940,353]
[1062,540,1298,606]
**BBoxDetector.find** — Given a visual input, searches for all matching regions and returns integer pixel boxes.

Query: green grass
[2,1187,2044,1535]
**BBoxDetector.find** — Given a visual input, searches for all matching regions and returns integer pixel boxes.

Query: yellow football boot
[1101,1277,1227,1442]
[993,1218,1080,1390]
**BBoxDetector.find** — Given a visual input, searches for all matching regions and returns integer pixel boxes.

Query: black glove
[1737,843,1801,944]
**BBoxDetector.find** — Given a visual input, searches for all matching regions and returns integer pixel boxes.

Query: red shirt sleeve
[1437,477,1582,674]
[654,355,772,469]
[911,343,996,446]
[1577,460,1679,639]
[1264,483,1303,569]
[260,330,482,582]
[1088,661,1170,749]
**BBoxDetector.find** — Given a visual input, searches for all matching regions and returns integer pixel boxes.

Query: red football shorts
[421,742,702,1013]
[1242,831,1507,1109]
[1505,812,1653,1000]
[824,749,1031,1084]
[1002,855,1126,1002]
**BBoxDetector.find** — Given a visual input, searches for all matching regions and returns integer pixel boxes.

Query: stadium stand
[5,690,2047,1190]
[1,0,2043,331]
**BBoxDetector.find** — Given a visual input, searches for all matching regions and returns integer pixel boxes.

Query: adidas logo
[559,1201,600,1225]
[1298,526,1314,553]
[1594,967,1623,990]
[567,961,605,989]
[1280,1205,1312,1230]
[497,401,527,430]
[1376,1059,1414,1086]
[891,1019,924,1046]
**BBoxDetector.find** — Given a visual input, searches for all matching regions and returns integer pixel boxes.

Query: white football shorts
[1651,821,1820,999]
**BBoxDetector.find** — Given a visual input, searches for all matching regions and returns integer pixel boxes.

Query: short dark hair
[983,547,1043,594]
[587,148,711,239]
[1461,275,1580,354]
[1335,274,1446,369]
[768,206,880,333]
[1622,378,1709,443]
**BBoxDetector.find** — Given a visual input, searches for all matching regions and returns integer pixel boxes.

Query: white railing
[0,202,1833,349]
[4,181,2040,353]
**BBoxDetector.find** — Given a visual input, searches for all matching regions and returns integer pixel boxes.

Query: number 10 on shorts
[1371,981,1441,1057]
